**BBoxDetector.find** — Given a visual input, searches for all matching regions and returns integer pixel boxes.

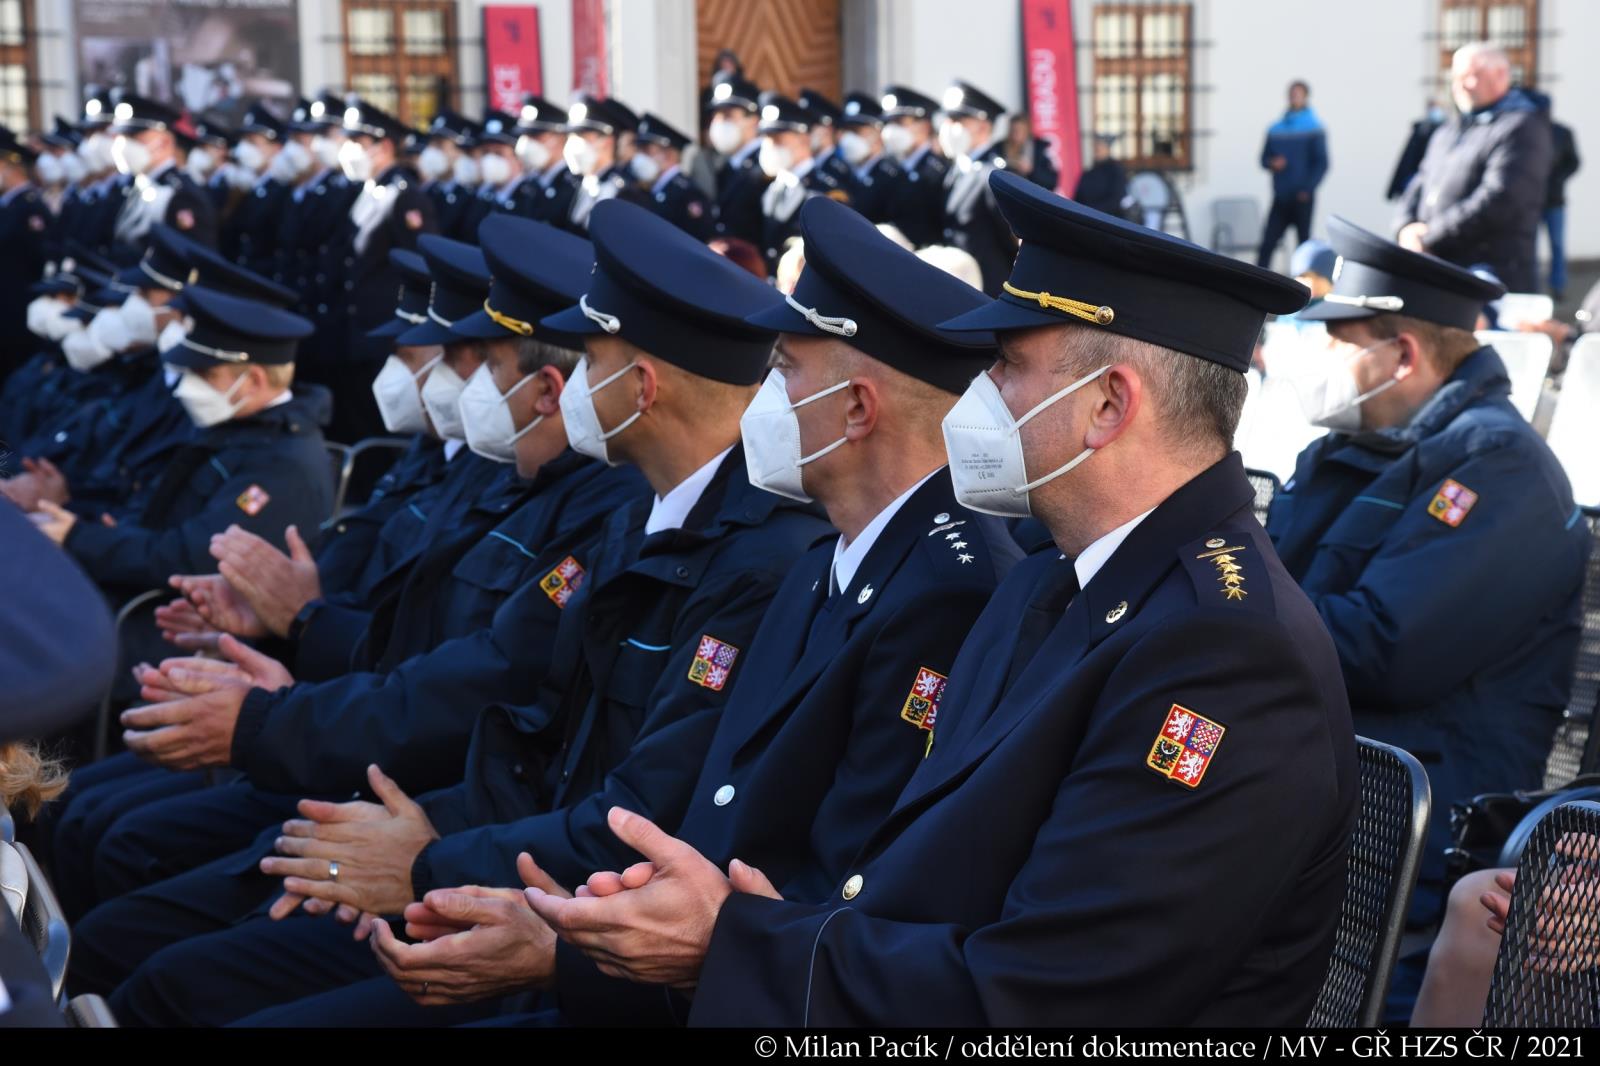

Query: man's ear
[533,364,565,416]
[842,378,879,441]
[1393,332,1422,380]
[1083,363,1143,451]
[634,357,659,412]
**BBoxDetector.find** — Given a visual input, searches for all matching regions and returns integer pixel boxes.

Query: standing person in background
[996,112,1058,192]
[1530,92,1580,301]
[1387,100,1447,201]
[1073,133,1128,217]
[1256,80,1328,268]
[1395,42,1551,292]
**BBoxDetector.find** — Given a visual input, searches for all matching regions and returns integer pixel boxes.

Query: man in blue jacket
[1267,217,1586,944]
[1257,80,1329,268]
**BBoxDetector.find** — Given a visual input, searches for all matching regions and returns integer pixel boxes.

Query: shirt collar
[1073,507,1155,591]
[0,182,31,205]
[650,164,681,195]
[261,389,294,411]
[645,445,734,536]
[539,159,568,186]
[443,438,466,461]
[830,469,939,595]
[904,142,933,170]
[731,137,762,166]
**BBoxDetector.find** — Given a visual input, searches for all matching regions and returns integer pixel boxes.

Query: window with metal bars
[0,0,36,132]
[1090,1,1193,172]
[1437,0,1540,92]
[341,1,458,127]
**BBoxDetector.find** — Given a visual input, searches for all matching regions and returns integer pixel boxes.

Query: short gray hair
[1054,324,1246,459]
[513,336,580,376]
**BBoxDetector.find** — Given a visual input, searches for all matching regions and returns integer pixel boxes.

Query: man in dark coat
[1073,133,1129,217]
[0,127,51,382]
[1395,44,1552,291]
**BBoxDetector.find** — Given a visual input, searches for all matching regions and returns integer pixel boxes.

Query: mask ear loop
[587,360,643,442]
[1007,365,1113,496]
[1348,338,1404,406]
[790,378,853,467]
[502,373,544,444]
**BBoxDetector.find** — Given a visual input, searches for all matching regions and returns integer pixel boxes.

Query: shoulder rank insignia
[688,634,740,691]
[1146,704,1226,788]
[539,555,586,608]
[1427,479,1478,528]
[1196,542,1247,601]
[235,484,271,516]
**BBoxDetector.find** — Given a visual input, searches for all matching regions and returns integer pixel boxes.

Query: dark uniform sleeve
[61,457,325,591]
[288,601,376,682]
[1424,113,1552,256]
[0,501,115,741]
[388,184,437,252]
[693,610,1344,1026]
[1302,444,1582,709]
[166,181,219,249]
[410,569,787,893]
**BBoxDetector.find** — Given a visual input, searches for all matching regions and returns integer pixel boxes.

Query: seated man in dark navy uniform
[755,92,851,272]
[105,95,218,259]
[1265,217,1588,1012]
[507,96,578,228]
[708,72,766,248]
[880,85,949,248]
[250,195,1023,1028]
[629,112,714,241]
[82,198,831,1027]
[939,81,1018,296]
[835,91,900,225]
[523,171,1358,1027]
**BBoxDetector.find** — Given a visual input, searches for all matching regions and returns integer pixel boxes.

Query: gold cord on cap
[483,299,535,336]
[1002,280,1115,326]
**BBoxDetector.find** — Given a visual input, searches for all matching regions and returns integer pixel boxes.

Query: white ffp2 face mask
[938,120,975,160]
[942,365,1111,518]
[87,305,133,355]
[235,140,267,175]
[338,138,374,183]
[563,134,600,177]
[420,358,468,441]
[62,328,114,372]
[418,145,450,182]
[311,135,341,170]
[452,154,480,186]
[559,357,640,465]
[479,152,514,187]
[758,138,794,179]
[629,151,661,185]
[119,292,158,346]
[460,364,541,463]
[1292,339,1400,432]
[174,368,249,428]
[26,297,66,338]
[838,130,872,166]
[515,135,551,172]
[112,134,152,176]
[157,318,189,355]
[881,122,915,160]
[740,369,850,502]
[371,353,438,435]
[36,153,65,185]
[708,117,745,156]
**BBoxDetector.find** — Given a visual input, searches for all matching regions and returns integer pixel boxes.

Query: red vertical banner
[1021,0,1081,196]
[483,5,544,111]
[572,0,609,97]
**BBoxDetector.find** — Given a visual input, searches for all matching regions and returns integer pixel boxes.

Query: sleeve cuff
[228,684,279,770]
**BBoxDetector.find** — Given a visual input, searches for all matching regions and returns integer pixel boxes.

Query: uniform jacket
[942,155,1017,295]
[692,454,1358,1027]
[714,142,768,248]
[0,184,52,379]
[223,177,292,278]
[849,155,901,225]
[642,167,716,242]
[887,144,950,248]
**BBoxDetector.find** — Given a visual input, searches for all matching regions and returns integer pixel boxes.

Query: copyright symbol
[755,1035,777,1058]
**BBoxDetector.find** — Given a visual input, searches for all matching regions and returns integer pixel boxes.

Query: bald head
[1452,42,1513,112]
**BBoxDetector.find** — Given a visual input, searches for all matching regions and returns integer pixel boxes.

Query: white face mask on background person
[1292,339,1401,432]
[938,120,975,160]
[235,140,266,175]
[758,139,794,179]
[942,364,1111,518]
[881,122,915,160]
[515,134,551,172]
[563,134,600,177]
[79,132,113,172]
[157,317,189,355]
[452,154,481,186]
[87,304,132,354]
[45,309,84,343]
[62,329,115,372]
[311,134,341,170]
[26,297,65,337]
[838,130,872,166]
[459,364,541,463]
[277,139,313,181]
[740,369,850,502]
[61,152,87,183]
[419,358,468,441]
[175,367,248,428]
[112,134,152,176]
[479,152,513,187]
[629,151,660,185]
[418,145,450,182]
[185,151,217,181]
[36,153,65,185]
[559,357,640,464]
[337,138,373,183]
[708,116,745,156]
[371,352,440,435]
[119,291,158,345]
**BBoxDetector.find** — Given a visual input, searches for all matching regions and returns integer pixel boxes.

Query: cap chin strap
[180,336,250,363]
[579,293,621,334]
[783,293,858,337]
[1323,293,1406,312]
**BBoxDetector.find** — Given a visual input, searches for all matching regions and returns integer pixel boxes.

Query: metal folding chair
[1307,736,1431,1027]
[338,436,411,517]
[13,841,69,1002]
[1483,800,1600,1027]
[325,440,354,517]
[92,587,171,761]
[64,993,118,1028]
[1244,467,1281,526]
[1543,506,1600,789]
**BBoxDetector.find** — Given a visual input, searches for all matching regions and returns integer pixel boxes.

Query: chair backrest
[93,587,172,762]
[1476,330,1552,422]
[1245,467,1281,526]
[65,993,118,1028]
[1483,800,1600,1027]
[1544,506,1600,788]
[1307,736,1431,1027]
[1548,334,1600,507]
[1497,293,1556,329]
[13,841,69,1003]
[1211,197,1262,254]
[339,436,411,517]
[325,440,355,517]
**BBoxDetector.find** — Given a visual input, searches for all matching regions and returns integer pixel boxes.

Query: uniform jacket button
[675,565,690,579]
[842,874,863,900]
[713,784,735,806]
